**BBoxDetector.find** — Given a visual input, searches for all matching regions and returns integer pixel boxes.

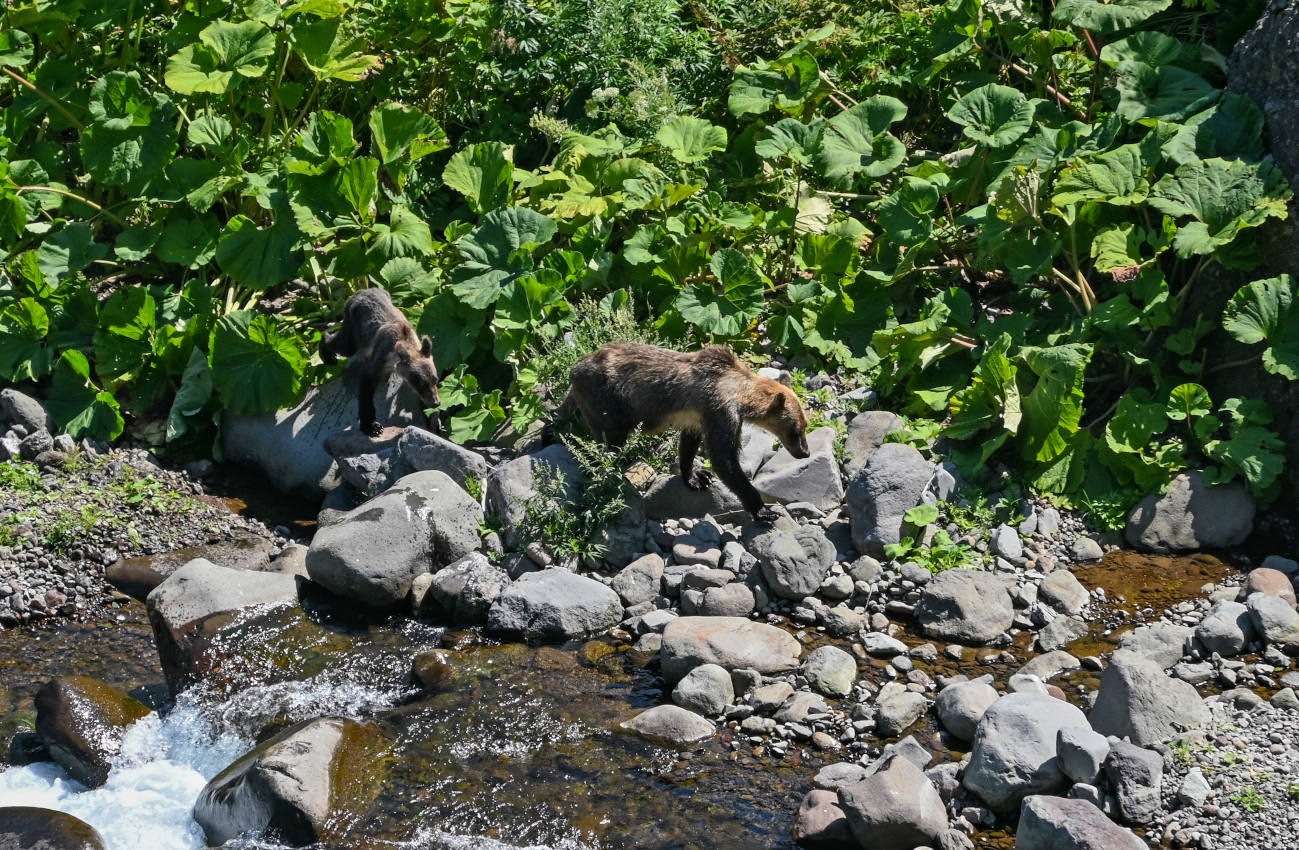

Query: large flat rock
[659,616,802,683]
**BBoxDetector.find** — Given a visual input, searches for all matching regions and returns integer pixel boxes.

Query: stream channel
[0,478,1240,850]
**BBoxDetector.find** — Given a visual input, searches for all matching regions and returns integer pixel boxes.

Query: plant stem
[16,186,126,226]
[2,68,86,130]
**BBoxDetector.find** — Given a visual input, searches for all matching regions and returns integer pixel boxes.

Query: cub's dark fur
[562,342,808,522]
[321,288,441,436]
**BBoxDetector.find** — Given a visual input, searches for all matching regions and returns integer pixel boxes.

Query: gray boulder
[1124,470,1255,553]
[875,690,928,737]
[0,388,52,433]
[397,426,492,490]
[146,558,299,693]
[194,716,383,846]
[692,583,756,617]
[752,426,844,510]
[35,677,151,788]
[0,807,107,850]
[913,569,1014,645]
[846,442,934,556]
[306,471,481,608]
[1194,600,1253,656]
[1017,650,1081,681]
[838,755,946,850]
[1089,650,1208,746]
[1056,726,1109,786]
[222,364,428,499]
[1104,740,1162,825]
[1036,616,1089,652]
[992,524,1022,561]
[643,473,747,523]
[612,554,665,607]
[1117,622,1191,669]
[422,552,510,624]
[843,410,903,478]
[486,444,584,549]
[803,646,857,697]
[1246,590,1299,644]
[1039,570,1089,616]
[791,789,853,845]
[659,616,802,683]
[962,692,1090,811]
[486,569,622,640]
[935,679,998,743]
[618,704,714,744]
[1015,795,1145,850]
[750,524,835,600]
[671,663,734,715]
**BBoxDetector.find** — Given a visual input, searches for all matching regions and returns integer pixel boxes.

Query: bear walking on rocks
[321,288,441,437]
[562,343,808,523]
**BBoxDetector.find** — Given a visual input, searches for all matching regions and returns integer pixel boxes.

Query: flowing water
[0,548,1240,849]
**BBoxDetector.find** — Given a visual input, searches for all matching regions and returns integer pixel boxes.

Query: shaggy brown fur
[562,342,809,522]
[321,288,441,436]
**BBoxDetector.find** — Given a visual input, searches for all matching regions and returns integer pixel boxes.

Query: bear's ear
[420,334,433,357]
[768,391,787,413]
[776,370,793,387]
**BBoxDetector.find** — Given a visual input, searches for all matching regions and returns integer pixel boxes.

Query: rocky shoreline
[2,375,1298,850]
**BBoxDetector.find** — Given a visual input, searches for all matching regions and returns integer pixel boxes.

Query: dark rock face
[1230,1,1299,185]
[193,716,385,847]
[0,807,108,850]
[34,677,150,788]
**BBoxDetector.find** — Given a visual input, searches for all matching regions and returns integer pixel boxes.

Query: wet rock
[105,536,278,601]
[1195,599,1254,656]
[307,471,481,608]
[1246,590,1299,644]
[846,442,934,557]
[396,425,492,490]
[422,553,509,624]
[1069,537,1103,562]
[842,410,903,478]
[1124,471,1255,553]
[791,789,853,844]
[1116,622,1191,669]
[487,569,622,640]
[962,692,1090,811]
[935,679,998,743]
[487,444,584,548]
[0,807,107,850]
[611,554,664,607]
[750,525,835,600]
[1036,616,1088,652]
[643,473,746,524]
[0,388,53,433]
[1088,650,1208,746]
[803,646,857,697]
[1038,571,1089,616]
[194,717,384,846]
[660,616,802,682]
[875,690,928,738]
[752,426,844,510]
[913,570,1014,645]
[1104,740,1162,825]
[618,704,714,744]
[146,558,299,693]
[838,755,946,850]
[411,650,455,693]
[34,677,150,788]
[1015,795,1144,850]
[1262,554,1299,576]
[1057,726,1109,785]
[672,663,734,716]
[222,366,427,499]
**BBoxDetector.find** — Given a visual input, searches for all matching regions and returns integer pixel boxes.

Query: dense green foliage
[0,0,1293,510]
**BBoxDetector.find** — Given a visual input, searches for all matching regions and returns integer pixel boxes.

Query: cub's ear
[768,390,787,413]
[420,334,433,357]
[776,370,793,388]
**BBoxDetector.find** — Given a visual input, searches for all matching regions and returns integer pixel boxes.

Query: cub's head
[753,377,809,459]
[397,334,441,411]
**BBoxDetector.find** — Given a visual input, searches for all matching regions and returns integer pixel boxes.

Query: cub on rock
[321,287,441,437]
[562,342,808,523]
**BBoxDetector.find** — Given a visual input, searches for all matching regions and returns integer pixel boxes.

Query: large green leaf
[166,346,214,442]
[1206,424,1285,491]
[1114,62,1217,122]
[369,101,447,164]
[208,311,306,415]
[1162,94,1265,165]
[1223,275,1299,379]
[1052,141,1153,206]
[292,17,380,81]
[949,84,1034,148]
[728,52,823,117]
[165,19,275,95]
[1018,343,1092,463]
[1052,0,1172,33]
[1099,31,1193,67]
[656,116,727,164]
[755,118,823,166]
[442,142,513,213]
[215,214,302,289]
[166,44,233,94]
[0,298,51,381]
[878,177,940,245]
[1147,158,1292,257]
[80,73,179,193]
[450,207,557,309]
[46,350,125,440]
[37,222,108,285]
[674,248,766,336]
[157,210,220,268]
[1104,391,1167,453]
[368,205,436,264]
[93,286,184,407]
[0,29,34,68]
[1165,382,1211,421]
[817,96,908,179]
[947,333,1021,439]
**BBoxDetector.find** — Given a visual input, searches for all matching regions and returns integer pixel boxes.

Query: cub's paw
[363,420,383,438]
[754,505,780,526]
[684,468,714,491]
